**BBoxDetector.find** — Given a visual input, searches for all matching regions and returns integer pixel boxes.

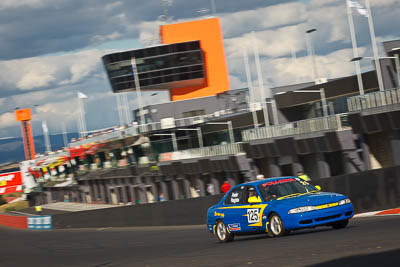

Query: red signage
[262,178,296,187]
[0,171,23,195]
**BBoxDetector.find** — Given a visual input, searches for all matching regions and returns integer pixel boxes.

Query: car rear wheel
[267,213,288,237]
[331,219,349,229]
[215,220,234,242]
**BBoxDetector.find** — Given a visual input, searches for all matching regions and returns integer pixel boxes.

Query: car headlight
[338,198,351,205]
[288,206,316,214]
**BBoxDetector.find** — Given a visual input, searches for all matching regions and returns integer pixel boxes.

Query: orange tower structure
[160,18,230,101]
[14,108,36,160]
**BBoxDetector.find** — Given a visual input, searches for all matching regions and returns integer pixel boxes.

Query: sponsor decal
[230,192,240,203]
[228,223,241,231]
[247,208,260,223]
[262,178,295,187]
[0,172,23,195]
[214,211,225,218]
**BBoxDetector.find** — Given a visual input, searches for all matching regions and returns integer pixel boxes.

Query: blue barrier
[27,216,52,230]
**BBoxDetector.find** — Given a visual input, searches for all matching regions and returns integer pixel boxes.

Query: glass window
[225,188,243,205]
[244,186,261,204]
[257,178,317,201]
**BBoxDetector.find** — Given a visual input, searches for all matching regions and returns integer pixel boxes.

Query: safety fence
[242,114,349,142]
[158,143,243,162]
[347,87,400,114]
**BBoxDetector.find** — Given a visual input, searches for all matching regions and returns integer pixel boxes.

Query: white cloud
[220,2,307,38]
[0,112,18,128]
[225,24,306,59]
[0,49,108,93]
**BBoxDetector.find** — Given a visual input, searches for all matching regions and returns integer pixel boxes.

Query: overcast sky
[0,0,399,139]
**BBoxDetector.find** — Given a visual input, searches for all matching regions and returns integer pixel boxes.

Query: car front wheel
[268,213,288,237]
[331,219,349,229]
[215,220,234,242]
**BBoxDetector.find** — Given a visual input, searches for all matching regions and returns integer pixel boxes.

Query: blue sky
[0,0,399,139]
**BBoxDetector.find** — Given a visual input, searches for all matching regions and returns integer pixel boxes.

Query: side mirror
[315,185,321,191]
[248,196,262,204]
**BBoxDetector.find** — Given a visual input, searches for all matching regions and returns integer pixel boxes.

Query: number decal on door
[247,209,259,223]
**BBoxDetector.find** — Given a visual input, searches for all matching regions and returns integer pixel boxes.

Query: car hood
[275,192,346,207]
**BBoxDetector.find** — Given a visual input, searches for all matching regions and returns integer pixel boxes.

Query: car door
[242,186,268,232]
[219,187,246,233]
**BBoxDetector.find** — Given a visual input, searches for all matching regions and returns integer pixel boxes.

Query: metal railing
[158,143,243,162]
[242,114,348,142]
[347,87,400,114]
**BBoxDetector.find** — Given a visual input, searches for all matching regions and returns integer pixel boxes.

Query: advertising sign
[0,171,23,195]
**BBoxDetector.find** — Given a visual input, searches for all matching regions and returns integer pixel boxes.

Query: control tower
[102,17,230,101]
[14,108,36,160]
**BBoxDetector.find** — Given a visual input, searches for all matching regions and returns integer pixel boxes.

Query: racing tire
[331,219,349,229]
[267,213,288,237]
[215,220,234,243]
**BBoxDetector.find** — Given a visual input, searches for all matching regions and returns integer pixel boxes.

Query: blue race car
[206,177,354,242]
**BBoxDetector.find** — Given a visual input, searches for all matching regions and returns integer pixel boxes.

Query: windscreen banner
[0,171,23,195]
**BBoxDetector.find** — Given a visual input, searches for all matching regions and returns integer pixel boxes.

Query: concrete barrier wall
[312,166,400,213]
[0,214,27,229]
[46,166,400,229]
[52,194,222,229]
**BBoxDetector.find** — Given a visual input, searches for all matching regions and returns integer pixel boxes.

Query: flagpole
[242,46,258,128]
[251,31,269,126]
[346,0,364,95]
[364,0,385,91]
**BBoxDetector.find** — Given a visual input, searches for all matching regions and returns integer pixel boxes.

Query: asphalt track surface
[2,216,400,267]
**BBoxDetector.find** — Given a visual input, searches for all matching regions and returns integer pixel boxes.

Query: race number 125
[247,209,259,223]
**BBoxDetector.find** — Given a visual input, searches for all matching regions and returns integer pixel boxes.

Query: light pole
[153,132,177,151]
[305,29,318,82]
[364,0,385,92]
[346,1,364,95]
[242,46,259,128]
[206,121,234,144]
[177,128,203,148]
[251,31,270,126]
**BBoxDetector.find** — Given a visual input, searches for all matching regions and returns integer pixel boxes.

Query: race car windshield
[257,178,317,201]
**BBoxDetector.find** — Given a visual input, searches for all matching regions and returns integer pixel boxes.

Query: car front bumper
[282,203,354,230]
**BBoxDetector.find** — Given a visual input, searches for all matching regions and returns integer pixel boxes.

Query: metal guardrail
[347,87,400,113]
[159,143,243,162]
[242,114,348,142]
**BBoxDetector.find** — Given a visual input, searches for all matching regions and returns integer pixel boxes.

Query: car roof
[234,176,299,188]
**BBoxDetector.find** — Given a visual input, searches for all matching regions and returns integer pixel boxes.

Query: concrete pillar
[106,180,113,204]
[87,180,95,203]
[343,151,360,174]
[292,156,303,176]
[361,135,372,170]
[137,176,148,204]
[171,177,180,200]
[160,180,169,201]
[316,153,331,179]
[183,177,191,198]
[196,174,206,197]
[210,174,220,195]
[268,157,281,177]
[92,180,100,203]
